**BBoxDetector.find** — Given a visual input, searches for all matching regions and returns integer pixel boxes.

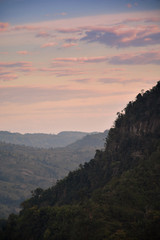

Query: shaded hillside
[0,131,107,218]
[1,82,160,240]
[67,130,108,150]
[0,131,88,148]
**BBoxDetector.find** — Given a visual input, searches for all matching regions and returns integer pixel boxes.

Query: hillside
[0,131,89,148]
[67,130,108,150]
[0,131,107,218]
[0,82,160,240]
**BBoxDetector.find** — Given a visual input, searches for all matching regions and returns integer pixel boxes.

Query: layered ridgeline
[0,131,89,148]
[0,131,107,218]
[1,82,160,240]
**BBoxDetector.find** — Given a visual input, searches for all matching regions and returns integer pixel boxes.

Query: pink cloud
[36,31,53,38]
[103,68,125,74]
[81,23,160,48]
[39,67,55,72]
[145,17,160,23]
[0,73,18,81]
[53,56,108,63]
[71,78,91,83]
[61,43,77,48]
[56,28,81,33]
[17,67,37,73]
[0,62,36,75]
[13,25,41,31]
[0,62,32,68]
[98,78,146,84]
[17,51,29,55]
[56,17,160,40]
[60,12,67,16]
[56,69,84,77]
[127,3,132,8]
[52,50,160,66]
[108,50,160,65]
[39,67,84,77]
[52,61,77,68]
[65,37,80,43]
[121,17,160,24]
[41,42,57,48]
[0,22,9,32]
[99,78,120,84]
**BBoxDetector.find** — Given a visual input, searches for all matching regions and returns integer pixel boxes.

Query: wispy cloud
[126,2,138,8]
[0,62,35,75]
[53,56,108,63]
[0,62,32,68]
[36,31,54,38]
[98,78,155,85]
[0,72,18,81]
[71,78,91,83]
[127,3,132,8]
[61,43,77,48]
[0,22,9,32]
[52,50,160,66]
[17,51,29,55]
[17,67,36,73]
[98,78,142,84]
[99,78,122,84]
[13,25,41,31]
[108,50,160,65]
[120,16,160,24]
[41,42,57,48]
[81,24,160,48]
[103,68,125,73]
[56,28,82,33]
[0,52,8,55]
[0,86,100,104]
[39,67,84,77]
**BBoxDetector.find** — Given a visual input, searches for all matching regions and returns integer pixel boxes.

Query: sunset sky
[0,0,160,133]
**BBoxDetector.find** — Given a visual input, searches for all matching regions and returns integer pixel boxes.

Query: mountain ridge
[1,81,160,240]
[0,131,90,148]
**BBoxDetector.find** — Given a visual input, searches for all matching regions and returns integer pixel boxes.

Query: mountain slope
[0,131,108,218]
[1,81,160,240]
[67,130,108,150]
[0,131,89,148]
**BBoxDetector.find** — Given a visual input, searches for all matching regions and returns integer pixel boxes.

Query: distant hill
[67,130,108,150]
[1,82,159,240]
[0,130,108,218]
[0,131,89,148]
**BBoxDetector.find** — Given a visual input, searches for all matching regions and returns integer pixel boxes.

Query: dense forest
[0,81,160,240]
[0,131,107,218]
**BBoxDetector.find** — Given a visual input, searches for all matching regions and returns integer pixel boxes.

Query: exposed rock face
[112,81,160,138]
[128,118,160,135]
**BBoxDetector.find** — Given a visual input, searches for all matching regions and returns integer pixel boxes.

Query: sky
[0,0,160,134]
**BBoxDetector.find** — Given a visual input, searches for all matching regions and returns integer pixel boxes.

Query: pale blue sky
[1,0,160,24]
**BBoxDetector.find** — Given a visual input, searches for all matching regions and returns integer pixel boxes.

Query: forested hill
[1,82,160,240]
[0,130,108,218]
[0,131,89,148]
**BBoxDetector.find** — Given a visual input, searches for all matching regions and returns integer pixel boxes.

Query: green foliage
[0,131,108,218]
